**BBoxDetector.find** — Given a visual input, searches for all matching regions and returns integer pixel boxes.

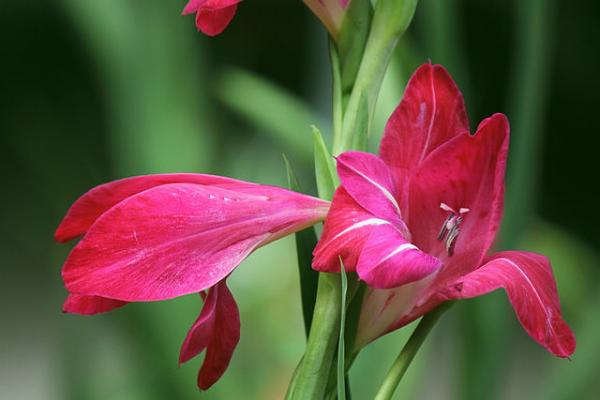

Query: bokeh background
[1,0,599,399]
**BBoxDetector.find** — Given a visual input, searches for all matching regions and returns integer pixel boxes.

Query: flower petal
[62,182,328,301]
[182,0,206,15]
[380,63,469,204]
[313,188,390,272]
[179,281,240,390]
[408,114,509,284]
[195,1,240,36]
[63,294,127,315]
[55,173,259,243]
[440,251,575,358]
[336,151,405,228]
[356,224,442,289]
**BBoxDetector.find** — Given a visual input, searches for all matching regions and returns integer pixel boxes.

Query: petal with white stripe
[357,224,442,289]
[313,187,390,272]
[336,151,405,229]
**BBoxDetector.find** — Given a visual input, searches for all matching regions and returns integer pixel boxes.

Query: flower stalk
[374,302,453,400]
[334,0,418,154]
[286,273,343,399]
[291,1,421,398]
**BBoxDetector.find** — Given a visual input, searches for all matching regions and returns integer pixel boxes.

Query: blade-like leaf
[338,0,372,100]
[312,126,339,201]
[284,155,320,338]
[337,259,349,400]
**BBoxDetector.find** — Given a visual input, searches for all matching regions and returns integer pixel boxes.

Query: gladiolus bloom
[182,0,241,36]
[313,63,575,358]
[56,173,329,388]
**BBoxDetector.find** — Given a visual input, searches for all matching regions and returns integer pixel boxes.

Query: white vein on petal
[379,243,418,264]
[330,218,390,242]
[342,161,402,217]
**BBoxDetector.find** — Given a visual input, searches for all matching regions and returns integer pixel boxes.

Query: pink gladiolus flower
[304,0,349,40]
[56,173,329,389]
[182,0,241,36]
[313,63,576,358]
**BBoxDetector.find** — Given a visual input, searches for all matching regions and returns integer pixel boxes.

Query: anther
[437,203,469,256]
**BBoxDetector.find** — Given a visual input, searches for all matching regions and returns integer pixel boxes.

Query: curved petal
[439,251,575,358]
[380,63,469,204]
[354,277,436,349]
[336,151,405,229]
[408,114,509,285]
[179,281,240,390]
[182,0,206,15]
[312,188,390,272]
[196,3,239,36]
[63,294,127,315]
[62,182,328,301]
[356,224,442,288]
[55,173,258,243]
[183,0,240,14]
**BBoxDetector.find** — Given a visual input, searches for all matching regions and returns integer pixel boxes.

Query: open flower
[56,173,329,388]
[313,63,575,357]
[182,0,241,36]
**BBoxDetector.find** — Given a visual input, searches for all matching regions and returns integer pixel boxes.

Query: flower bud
[303,0,349,40]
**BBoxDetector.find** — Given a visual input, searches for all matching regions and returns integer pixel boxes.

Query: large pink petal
[380,63,469,207]
[62,182,328,301]
[179,281,240,390]
[63,294,127,315]
[312,188,390,272]
[336,151,406,230]
[440,251,576,358]
[408,114,509,286]
[356,224,442,288]
[55,173,261,243]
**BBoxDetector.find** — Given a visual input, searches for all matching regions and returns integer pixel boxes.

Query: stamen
[446,226,460,256]
[437,203,469,256]
[437,214,453,240]
[440,202,455,213]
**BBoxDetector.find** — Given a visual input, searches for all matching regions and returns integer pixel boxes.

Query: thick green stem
[286,273,343,399]
[334,0,418,154]
[292,2,420,398]
[330,43,344,152]
[374,302,452,400]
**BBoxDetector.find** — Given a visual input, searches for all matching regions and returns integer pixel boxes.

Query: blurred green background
[1,0,598,399]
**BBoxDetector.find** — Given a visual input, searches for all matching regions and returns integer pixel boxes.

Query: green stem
[330,43,344,152]
[374,302,452,400]
[286,273,342,399]
[335,0,418,154]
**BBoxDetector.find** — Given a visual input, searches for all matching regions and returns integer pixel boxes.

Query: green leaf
[337,260,349,400]
[312,126,339,200]
[283,155,320,338]
[338,0,373,100]
[218,67,326,162]
[330,43,344,149]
